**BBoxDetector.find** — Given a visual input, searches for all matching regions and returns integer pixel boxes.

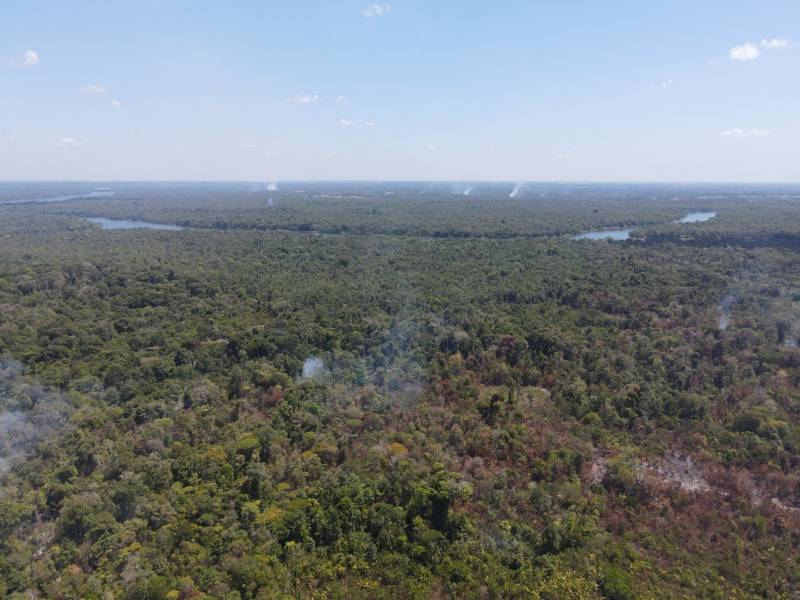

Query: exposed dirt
[643,452,711,493]
[588,449,799,514]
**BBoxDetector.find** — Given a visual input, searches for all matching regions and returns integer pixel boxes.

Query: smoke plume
[0,357,73,475]
[718,294,736,331]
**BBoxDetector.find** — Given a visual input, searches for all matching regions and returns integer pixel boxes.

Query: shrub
[600,566,634,600]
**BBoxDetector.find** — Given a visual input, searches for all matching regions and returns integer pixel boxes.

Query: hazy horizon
[3,179,800,186]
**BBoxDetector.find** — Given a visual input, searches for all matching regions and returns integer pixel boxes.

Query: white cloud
[111,99,121,109]
[335,95,347,104]
[761,38,791,49]
[730,38,793,61]
[21,49,39,67]
[335,117,374,126]
[362,3,391,18]
[81,83,108,94]
[286,93,319,104]
[57,136,81,145]
[730,43,760,61]
[4,49,39,69]
[426,144,437,150]
[659,79,675,88]
[719,128,772,138]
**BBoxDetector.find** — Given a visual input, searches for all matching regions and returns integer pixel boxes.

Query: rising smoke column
[509,183,524,198]
[717,294,737,331]
[450,184,475,196]
[0,357,74,474]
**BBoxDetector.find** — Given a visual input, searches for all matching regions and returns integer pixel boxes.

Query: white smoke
[718,294,736,331]
[0,357,73,475]
[267,182,278,191]
[301,357,325,380]
[267,198,275,207]
[450,184,476,196]
[509,183,524,198]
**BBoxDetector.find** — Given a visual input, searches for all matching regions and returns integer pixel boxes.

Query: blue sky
[1,1,798,181]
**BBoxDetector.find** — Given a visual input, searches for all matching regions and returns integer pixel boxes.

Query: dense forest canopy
[6,181,799,239]
[1,182,800,599]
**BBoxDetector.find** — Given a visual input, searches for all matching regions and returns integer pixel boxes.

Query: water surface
[572,228,634,241]
[0,191,115,205]
[574,211,718,240]
[677,212,716,223]
[86,217,183,231]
